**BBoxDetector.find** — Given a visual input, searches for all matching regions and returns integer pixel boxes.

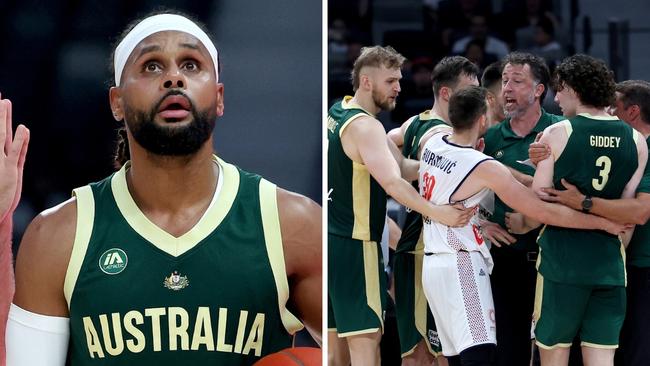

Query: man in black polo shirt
[482,52,563,366]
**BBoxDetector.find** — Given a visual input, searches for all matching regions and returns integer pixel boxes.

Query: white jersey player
[417,86,627,366]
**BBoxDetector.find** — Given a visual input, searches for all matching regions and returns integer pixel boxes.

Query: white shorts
[422,251,496,356]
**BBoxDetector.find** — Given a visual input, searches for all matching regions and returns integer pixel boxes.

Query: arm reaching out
[344,117,474,227]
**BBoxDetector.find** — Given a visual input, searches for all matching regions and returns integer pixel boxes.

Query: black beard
[124,91,216,156]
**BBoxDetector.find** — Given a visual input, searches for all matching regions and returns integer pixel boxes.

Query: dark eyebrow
[134,42,201,62]
[180,43,200,51]
[135,45,162,60]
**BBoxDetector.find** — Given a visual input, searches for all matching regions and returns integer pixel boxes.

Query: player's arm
[507,167,533,187]
[475,161,625,235]
[0,97,30,364]
[386,137,419,182]
[349,117,474,227]
[505,123,571,232]
[386,116,415,150]
[8,200,76,366]
[532,123,568,196]
[277,188,322,346]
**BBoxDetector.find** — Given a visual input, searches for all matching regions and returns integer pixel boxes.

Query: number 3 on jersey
[422,172,436,200]
[592,155,612,191]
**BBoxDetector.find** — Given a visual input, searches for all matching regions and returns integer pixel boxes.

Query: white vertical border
[321,0,329,363]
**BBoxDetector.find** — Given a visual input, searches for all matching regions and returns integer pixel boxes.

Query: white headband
[114,14,219,86]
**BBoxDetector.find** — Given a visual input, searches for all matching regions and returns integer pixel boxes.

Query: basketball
[253,347,322,365]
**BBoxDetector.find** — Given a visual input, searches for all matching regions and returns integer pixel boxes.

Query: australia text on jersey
[82,306,267,358]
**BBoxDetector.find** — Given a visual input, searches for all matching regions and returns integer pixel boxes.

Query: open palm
[0,97,29,223]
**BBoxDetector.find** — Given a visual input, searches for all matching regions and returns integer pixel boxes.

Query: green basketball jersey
[65,156,303,365]
[628,136,650,268]
[538,114,640,286]
[328,96,386,242]
[483,109,563,251]
[396,111,448,254]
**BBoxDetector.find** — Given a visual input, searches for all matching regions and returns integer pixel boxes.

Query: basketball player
[526,80,650,366]
[327,46,475,366]
[0,96,30,364]
[387,56,479,366]
[418,86,626,366]
[520,66,648,365]
[5,13,322,365]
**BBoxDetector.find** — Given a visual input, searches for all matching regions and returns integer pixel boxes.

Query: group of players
[328,46,650,366]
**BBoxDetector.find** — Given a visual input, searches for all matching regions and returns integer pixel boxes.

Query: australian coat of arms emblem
[163,271,189,291]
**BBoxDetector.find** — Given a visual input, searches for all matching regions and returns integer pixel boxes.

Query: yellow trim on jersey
[64,186,96,308]
[633,128,641,143]
[338,327,381,338]
[339,113,368,138]
[418,110,444,122]
[562,120,573,138]
[581,341,618,349]
[620,240,627,286]
[352,162,371,240]
[110,155,239,257]
[533,273,544,323]
[535,340,573,349]
[259,179,304,335]
[342,95,374,116]
[401,345,417,358]
[577,113,618,121]
[363,240,384,331]
[413,232,433,354]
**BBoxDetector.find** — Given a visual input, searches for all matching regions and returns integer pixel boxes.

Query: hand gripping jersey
[65,156,303,365]
[419,134,494,271]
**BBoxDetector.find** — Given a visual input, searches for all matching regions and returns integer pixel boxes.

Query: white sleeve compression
[6,303,69,366]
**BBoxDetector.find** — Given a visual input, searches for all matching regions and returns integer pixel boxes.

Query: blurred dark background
[0,0,322,247]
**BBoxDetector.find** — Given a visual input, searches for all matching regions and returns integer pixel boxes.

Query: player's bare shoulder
[276,188,321,276]
[13,197,77,315]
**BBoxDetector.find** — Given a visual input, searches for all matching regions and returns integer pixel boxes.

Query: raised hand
[0,97,30,223]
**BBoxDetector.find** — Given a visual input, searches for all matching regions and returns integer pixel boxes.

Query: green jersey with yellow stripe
[396,111,448,254]
[538,114,640,286]
[328,96,386,242]
[628,136,650,268]
[65,156,303,365]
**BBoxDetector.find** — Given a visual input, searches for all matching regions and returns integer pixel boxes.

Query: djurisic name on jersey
[421,148,457,174]
[82,306,266,358]
[590,135,621,148]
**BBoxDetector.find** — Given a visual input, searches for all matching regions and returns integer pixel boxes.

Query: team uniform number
[592,155,612,191]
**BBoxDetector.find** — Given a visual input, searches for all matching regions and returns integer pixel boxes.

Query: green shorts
[393,234,442,357]
[534,273,626,349]
[328,234,387,337]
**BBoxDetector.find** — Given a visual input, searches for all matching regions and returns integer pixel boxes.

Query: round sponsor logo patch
[99,248,128,275]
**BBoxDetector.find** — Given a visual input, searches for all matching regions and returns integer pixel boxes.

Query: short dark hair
[449,86,488,131]
[617,80,650,124]
[431,56,479,97]
[502,52,550,101]
[481,61,503,91]
[554,54,615,108]
[350,45,406,92]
